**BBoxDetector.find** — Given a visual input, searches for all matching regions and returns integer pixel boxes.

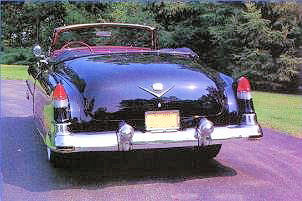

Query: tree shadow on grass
[1,117,236,192]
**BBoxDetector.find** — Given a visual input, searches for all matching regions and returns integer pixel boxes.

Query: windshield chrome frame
[50,23,158,53]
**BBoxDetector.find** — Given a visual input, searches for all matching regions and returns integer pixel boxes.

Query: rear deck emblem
[138,83,174,98]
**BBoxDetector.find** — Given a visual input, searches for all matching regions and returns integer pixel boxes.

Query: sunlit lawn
[253,91,302,137]
[0,64,28,80]
[0,64,301,137]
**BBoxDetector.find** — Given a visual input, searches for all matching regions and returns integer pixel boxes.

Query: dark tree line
[1,1,302,92]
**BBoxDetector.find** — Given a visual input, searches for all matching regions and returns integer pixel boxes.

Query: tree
[209,2,302,91]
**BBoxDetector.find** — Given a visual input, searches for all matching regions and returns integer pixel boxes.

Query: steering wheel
[61,41,93,53]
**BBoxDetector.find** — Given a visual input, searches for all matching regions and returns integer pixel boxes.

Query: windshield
[53,26,153,50]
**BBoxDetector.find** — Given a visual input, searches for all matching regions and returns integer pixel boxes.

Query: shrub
[0,47,35,65]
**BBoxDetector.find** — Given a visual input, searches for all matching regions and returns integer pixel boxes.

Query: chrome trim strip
[237,91,252,100]
[55,122,71,136]
[53,99,69,108]
[55,23,156,32]
[240,113,257,126]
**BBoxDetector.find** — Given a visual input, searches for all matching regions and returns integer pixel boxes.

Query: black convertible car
[26,23,262,167]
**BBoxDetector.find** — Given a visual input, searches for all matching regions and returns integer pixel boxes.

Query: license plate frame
[145,110,180,132]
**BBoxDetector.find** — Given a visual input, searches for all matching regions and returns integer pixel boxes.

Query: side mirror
[33,44,43,58]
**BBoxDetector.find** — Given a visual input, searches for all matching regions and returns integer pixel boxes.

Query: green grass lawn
[0,64,301,137]
[0,64,28,80]
[253,91,302,137]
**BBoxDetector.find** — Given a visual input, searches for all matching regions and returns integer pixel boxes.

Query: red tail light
[53,83,68,101]
[53,83,69,108]
[237,77,256,122]
[237,77,252,100]
[237,77,251,92]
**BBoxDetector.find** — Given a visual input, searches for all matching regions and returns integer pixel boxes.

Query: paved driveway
[1,80,302,201]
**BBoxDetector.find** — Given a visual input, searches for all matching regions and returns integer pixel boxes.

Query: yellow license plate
[145,110,180,131]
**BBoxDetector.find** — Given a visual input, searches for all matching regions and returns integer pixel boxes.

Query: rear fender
[56,76,90,123]
[218,73,239,113]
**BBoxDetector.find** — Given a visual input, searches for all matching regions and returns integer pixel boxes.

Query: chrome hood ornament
[139,83,174,98]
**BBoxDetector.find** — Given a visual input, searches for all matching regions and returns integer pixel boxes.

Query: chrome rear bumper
[51,124,262,153]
